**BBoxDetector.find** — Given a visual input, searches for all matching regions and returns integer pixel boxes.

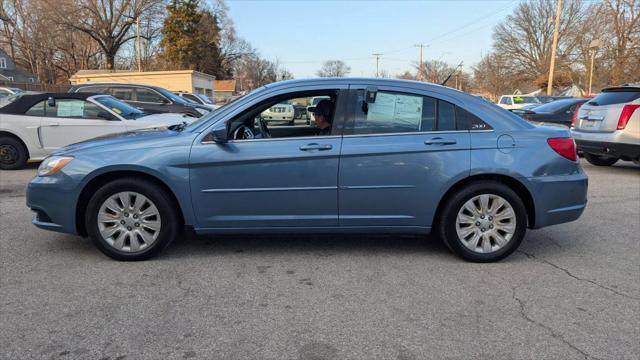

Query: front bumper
[528,171,588,229]
[575,140,640,160]
[26,175,79,235]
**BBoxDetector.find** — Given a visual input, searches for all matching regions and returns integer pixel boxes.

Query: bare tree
[45,0,163,70]
[414,60,456,84]
[316,60,351,77]
[235,54,292,89]
[492,0,585,82]
[602,0,640,84]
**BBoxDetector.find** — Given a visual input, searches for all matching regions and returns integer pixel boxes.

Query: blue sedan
[26,78,588,262]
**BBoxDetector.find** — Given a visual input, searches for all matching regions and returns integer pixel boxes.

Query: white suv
[571,85,640,166]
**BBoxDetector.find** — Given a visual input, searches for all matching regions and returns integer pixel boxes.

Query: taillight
[547,137,577,161]
[570,103,583,128]
[617,104,640,130]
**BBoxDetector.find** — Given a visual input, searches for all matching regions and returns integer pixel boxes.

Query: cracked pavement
[1,161,639,360]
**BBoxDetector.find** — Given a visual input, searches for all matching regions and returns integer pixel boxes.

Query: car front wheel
[0,136,28,170]
[583,153,618,166]
[437,181,527,262]
[85,178,179,261]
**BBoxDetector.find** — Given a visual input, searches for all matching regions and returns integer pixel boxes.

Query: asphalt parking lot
[1,161,638,360]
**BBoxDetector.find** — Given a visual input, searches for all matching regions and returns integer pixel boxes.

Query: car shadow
[162,232,453,260]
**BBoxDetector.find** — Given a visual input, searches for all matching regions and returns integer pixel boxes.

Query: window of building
[0,58,7,69]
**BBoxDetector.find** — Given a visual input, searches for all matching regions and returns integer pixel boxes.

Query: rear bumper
[527,171,588,229]
[575,140,640,160]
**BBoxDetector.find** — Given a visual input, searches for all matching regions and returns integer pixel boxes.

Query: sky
[226,0,525,78]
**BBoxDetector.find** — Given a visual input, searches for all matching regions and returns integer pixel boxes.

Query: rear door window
[135,88,165,103]
[348,90,492,134]
[111,87,134,101]
[587,91,640,106]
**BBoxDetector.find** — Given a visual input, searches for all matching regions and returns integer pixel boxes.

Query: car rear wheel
[0,136,28,170]
[437,181,527,262]
[85,178,179,261]
[583,153,619,166]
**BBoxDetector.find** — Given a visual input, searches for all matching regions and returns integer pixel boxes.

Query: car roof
[71,83,160,90]
[602,85,640,92]
[0,92,102,114]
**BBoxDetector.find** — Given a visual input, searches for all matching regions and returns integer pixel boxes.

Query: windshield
[531,99,577,113]
[183,89,264,132]
[513,96,540,104]
[155,87,191,105]
[196,94,213,104]
[93,95,146,120]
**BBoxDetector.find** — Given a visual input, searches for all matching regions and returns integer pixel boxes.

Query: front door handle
[299,143,333,151]
[47,122,60,126]
[424,137,456,145]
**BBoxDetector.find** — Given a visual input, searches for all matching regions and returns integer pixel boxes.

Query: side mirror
[210,127,228,143]
[364,86,377,103]
[47,97,56,107]
[161,98,170,104]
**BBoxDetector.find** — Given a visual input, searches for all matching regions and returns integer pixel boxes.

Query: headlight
[38,156,73,177]
[195,107,209,115]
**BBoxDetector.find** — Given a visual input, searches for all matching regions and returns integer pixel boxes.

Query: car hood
[136,112,197,125]
[55,127,182,155]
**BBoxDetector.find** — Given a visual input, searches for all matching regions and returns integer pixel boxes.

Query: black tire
[583,153,618,166]
[85,178,180,261]
[437,181,527,262]
[0,136,29,170]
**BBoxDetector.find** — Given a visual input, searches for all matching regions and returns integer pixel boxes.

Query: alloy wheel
[97,191,161,252]
[455,194,516,254]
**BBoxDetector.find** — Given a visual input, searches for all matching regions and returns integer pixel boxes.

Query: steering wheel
[232,124,255,140]
[256,116,271,138]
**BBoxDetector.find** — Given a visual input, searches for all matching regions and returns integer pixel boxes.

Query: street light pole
[546,0,562,96]
[587,39,602,95]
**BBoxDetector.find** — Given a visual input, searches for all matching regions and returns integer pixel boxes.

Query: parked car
[571,85,640,166]
[513,98,587,127]
[497,95,541,110]
[0,93,195,169]
[69,83,211,118]
[173,92,219,110]
[26,78,587,262]
[0,87,25,97]
[537,96,573,104]
[261,101,296,125]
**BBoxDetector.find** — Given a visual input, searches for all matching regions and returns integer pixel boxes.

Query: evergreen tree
[161,0,230,77]
[161,0,205,70]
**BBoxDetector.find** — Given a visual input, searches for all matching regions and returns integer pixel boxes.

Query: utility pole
[546,0,562,96]
[136,17,142,72]
[588,39,602,95]
[372,53,383,77]
[415,43,427,81]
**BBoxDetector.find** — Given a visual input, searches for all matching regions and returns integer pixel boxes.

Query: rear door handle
[299,143,333,151]
[424,137,457,145]
[47,122,59,126]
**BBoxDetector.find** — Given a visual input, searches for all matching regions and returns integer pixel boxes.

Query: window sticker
[367,92,422,129]
[57,101,84,117]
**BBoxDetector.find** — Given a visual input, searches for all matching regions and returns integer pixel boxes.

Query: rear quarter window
[588,91,640,106]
